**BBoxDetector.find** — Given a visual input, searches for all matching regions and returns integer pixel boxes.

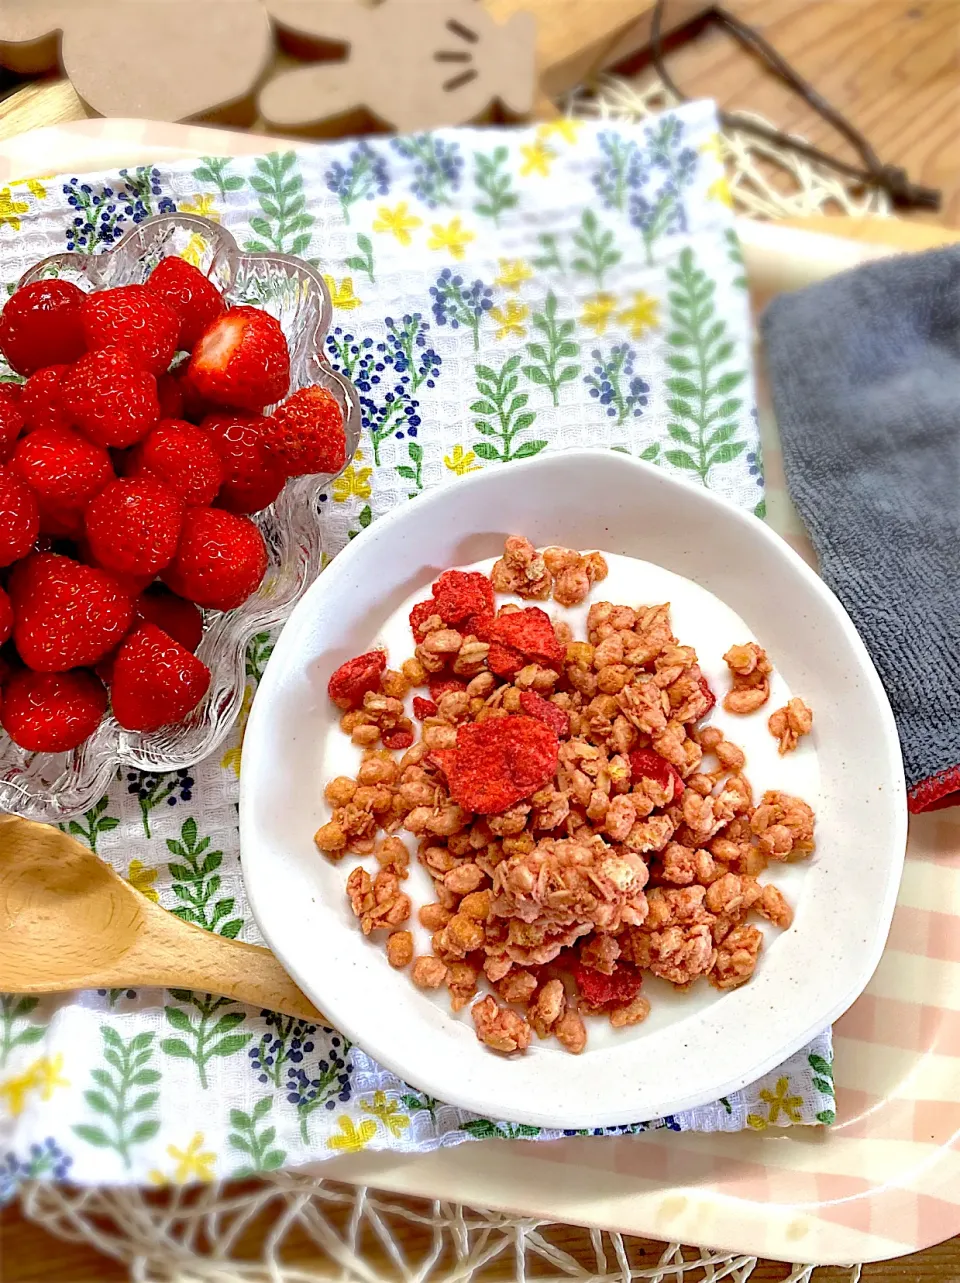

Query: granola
[315,537,817,1056]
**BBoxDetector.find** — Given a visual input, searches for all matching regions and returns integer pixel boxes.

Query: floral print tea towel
[0,102,834,1194]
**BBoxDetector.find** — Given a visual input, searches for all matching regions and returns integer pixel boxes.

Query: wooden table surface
[2,2,960,1278]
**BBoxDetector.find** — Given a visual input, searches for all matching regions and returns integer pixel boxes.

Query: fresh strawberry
[84,475,184,577]
[0,397,25,461]
[82,284,180,376]
[201,411,285,513]
[0,383,21,405]
[134,586,203,652]
[0,586,13,645]
[146,256,226,350]
[1,667,107,752]
[9,425,114,537]
[162,506,267,610]
[18,365,73,433]
[62,346,159,448]
[110,621,210,731]
[0,467,39,565]
[12,553,133,671]
[266,386,347,477]
[132,418,223,506]
[156,372,184,419]
[188,306,290,411]
[0,279,87,375]
[172,367,217,424]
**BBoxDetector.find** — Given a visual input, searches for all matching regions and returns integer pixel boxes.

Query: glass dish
[0,213,361,821]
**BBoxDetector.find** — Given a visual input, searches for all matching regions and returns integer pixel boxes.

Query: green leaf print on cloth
[61,795,120,854]
[344,232,376,284]
[245,152,315,256]
[228,1096,286,1177]
[162,992,251,1090]
[73,1028,160,1169]
[0,997,45,1068]
[473,146,518,223]
[523,292,579,407]
[663,247,747,485]
[471,355,546,463]
[192,156,244,200]
[167,818,243,938]
[570,210,621,289]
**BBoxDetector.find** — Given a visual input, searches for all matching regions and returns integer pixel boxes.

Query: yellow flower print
[332,448,372,503]
[537,119,582,145]
[220,684,253,777]
[31,1054,68,1101]
[427,217,475,261]
[700,134,724,162]
[10,176,49,200]
[372,201,423,247]
[747,1076,803,1130]
[618,291,660,340]
[708,176,734,208]
[179,193,221,221]
[0,1056,69,1116]
[581,292,617,336]
[0,189,29,232]
[127,859,159,904]
[361,1089,410,1138]
[519,139,555,178]
[179,233,209,268]
[489,299,529,341]
[494,258,533,292]
[444,445,482,476]
[148,1133,217,1186]
[327,1115,377,1153]
[324,276,362,310]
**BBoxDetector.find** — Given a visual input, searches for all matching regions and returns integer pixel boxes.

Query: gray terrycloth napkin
[761,245,960,812]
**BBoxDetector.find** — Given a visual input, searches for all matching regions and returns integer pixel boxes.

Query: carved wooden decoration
[0,0,712,133]
[260,0,537,134]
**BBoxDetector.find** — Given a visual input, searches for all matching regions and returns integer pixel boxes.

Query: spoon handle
[120,917,324,1022]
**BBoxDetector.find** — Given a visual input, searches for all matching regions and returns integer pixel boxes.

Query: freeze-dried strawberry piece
[629,749,684,799]
[487,607,564,669]
[443,714,559,815]
[412,696,438,720]
[431,570,494,628]
[428,676,466,703]
[327,650,386,711]
[572,962,643,1010]
[382,726,414,751]
[519,690,570,739]
[409,599,438,643]
[486,638,524,679]
[696,670,716,716]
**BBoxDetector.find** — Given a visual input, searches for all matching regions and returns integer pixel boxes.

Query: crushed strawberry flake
[314,536,817,1057]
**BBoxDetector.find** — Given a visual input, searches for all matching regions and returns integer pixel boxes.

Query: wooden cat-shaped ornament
[260,0,537,135]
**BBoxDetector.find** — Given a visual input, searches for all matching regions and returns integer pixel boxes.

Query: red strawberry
[0,586,13,645]
[266,386,347,477]
[188,306,290,411]
[9,425,114,537]
[0,467,39,565]
[156,373,184,419]
[1,668,107,752]
[62,346,159,448]
[173,367,217,424]
[0,398,25,461]
[134,586,204,652]
[146,256,226,350]
[84,475,184,578]
[0,383,21,405]
[162,506,267,610]
[82,284,180,376]
[19,365,72,433]
[110,621,210,731]
[201,411,285,514]
[132,419,223,506]
[0,279,87,375]
[12,553,133,671]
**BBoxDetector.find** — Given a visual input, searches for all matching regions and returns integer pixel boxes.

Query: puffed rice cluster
[315,538,816,1056]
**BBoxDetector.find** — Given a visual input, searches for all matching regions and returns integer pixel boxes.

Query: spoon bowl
[0,814,321,1020]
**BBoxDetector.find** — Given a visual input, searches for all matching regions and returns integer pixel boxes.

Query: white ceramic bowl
[239,449,906,1128]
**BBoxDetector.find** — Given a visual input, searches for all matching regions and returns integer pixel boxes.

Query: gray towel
[761,246,960,813]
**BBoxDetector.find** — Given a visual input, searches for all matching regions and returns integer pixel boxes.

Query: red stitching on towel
[908,763,960,813]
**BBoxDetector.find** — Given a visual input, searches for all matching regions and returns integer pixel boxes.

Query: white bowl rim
[240,448,907,1127]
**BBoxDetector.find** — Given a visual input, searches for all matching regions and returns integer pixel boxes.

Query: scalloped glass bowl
[0,213,361,821]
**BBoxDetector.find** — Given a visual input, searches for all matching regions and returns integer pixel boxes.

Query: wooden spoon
[0,814,322,1021]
